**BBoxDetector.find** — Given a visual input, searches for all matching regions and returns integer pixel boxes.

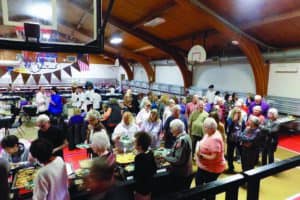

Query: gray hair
[268,108,278,118]
[91,130,111,150]
[171,104,181,113]
[254,95,262,101]
[253,105,262,112]
[249,115,260,126]
[86,110,101,120]
[170,119,185,132]
[203,117,217,131]
[36,114,50,124]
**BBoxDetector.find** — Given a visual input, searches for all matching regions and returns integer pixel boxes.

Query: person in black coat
[0,158,9,200]
[134,131,157,200]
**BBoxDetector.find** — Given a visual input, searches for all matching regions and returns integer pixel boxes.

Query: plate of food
[76,143,91,149]
[12,167,39,190]
[116,152,135,165]
[79,159,93,169]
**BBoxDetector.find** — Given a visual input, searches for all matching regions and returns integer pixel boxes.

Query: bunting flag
[72,62,80,72]
[77,54,89,71]
[21,73,31,84]
[44,73,52,83]
[63,65,72,77]
[10,71,19,82]
[33,74,41,85]
[53,70,62,81]
[0,67,7,77]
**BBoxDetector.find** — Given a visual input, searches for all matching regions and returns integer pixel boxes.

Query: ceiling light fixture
[232,40,239,45]
[110,34,123,45]
[144,17,166,27]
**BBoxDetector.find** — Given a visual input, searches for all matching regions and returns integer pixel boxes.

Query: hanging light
[110,33,123,45]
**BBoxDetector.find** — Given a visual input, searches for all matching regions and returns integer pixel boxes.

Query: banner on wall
[53,70,62,81]
[33,74,41,85]
[21,73,31,84]
[77,54,89,71]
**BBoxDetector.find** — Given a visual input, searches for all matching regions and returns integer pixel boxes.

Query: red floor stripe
[278,134,300,154]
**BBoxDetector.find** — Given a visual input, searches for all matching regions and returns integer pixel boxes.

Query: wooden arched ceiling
[1,0,300,93]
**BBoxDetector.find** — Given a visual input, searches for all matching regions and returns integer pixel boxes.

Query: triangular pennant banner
[21,73,31,84]
[44,73,52,83]
[0,67,7,77]
[72,62,80,71]
[33,74,41,85]
[53,70,61,81]
[63,66,72,77]
[10,71,19,82]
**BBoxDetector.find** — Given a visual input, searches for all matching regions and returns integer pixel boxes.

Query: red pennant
[0,67,7,77]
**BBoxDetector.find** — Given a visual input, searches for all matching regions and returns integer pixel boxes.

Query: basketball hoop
[187,45,206,71]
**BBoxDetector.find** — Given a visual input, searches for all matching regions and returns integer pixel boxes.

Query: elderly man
[248,95,270,117]
[188,101,209,154]
[186,95,199,118]
[163,105,188,148]
[36,114,68,158]
[163,119,193,192]
[261,108,280,165]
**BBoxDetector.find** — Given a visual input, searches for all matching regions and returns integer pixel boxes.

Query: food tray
[116,152,135,165]
[76,143,91,149]
[12,167,39,190]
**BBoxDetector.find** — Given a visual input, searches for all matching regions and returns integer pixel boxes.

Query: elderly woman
[140,109,162,148]
[261,108,280,165]
[239,115,261,171]
[90,131,114,162]
[112,112,139,151]
[136,100,151,128]
[86,110,107,144]
[163,119,193,192]
[195,118,226,195]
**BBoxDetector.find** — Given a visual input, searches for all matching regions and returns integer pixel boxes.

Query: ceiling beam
[105,43,155,82]
[241,10,300,30]
[133,45,155,53]
[103,50,134,80]
[167,29,217,43]
[131,1,176,29]
[106,13,192,87]
[179,0,269,95]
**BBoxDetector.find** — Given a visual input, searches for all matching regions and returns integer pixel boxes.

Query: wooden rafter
[242,9,300,30]
[179,0,269,95]
[106,14,192,88]
[103,50,134,80]
[167,29,217,43]
[105,44,155,82]
[131,1,177,29]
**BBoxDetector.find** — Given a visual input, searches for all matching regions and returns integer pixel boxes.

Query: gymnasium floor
[1,124,300,200]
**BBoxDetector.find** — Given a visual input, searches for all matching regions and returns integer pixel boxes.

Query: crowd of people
[0,83,282,200]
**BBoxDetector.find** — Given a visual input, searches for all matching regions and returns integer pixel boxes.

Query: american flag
[77,54,89,71]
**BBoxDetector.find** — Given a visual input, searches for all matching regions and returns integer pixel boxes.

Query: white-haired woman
[90,131,115,163]
[140,109,162,148]
[261,108,280,165]
[195,117,225,197]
